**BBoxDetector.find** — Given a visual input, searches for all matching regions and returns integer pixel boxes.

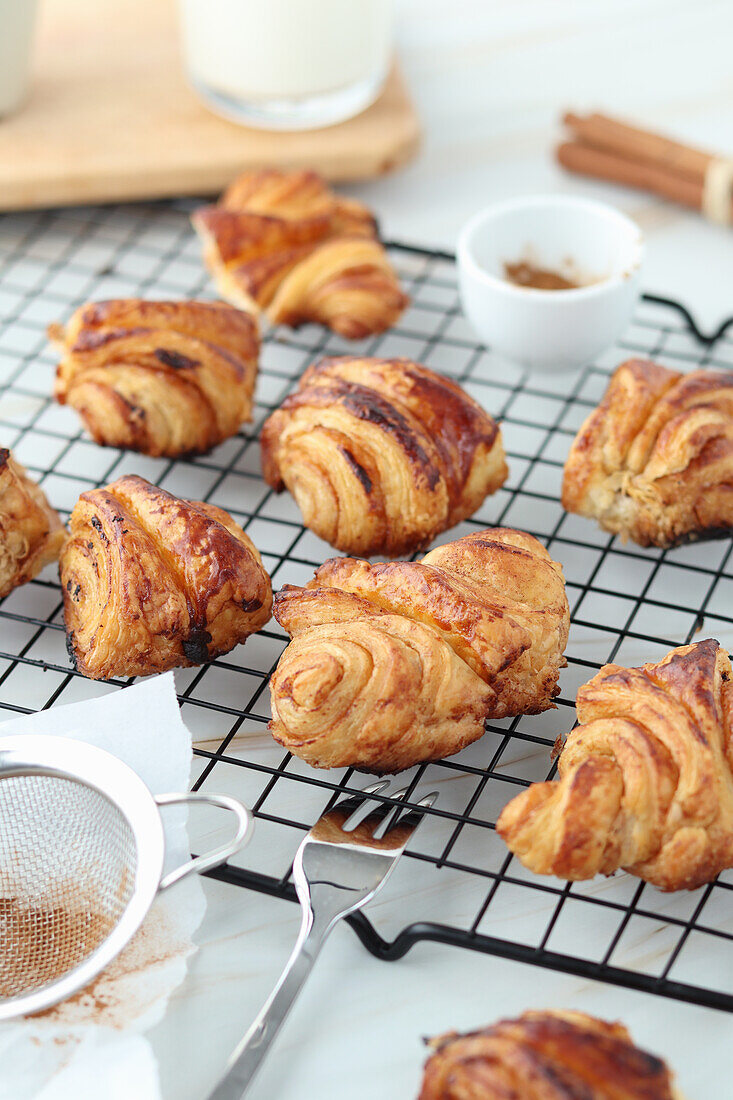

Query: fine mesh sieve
[0,735,253,1020]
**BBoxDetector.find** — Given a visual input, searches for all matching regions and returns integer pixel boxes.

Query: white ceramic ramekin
[457,195,644,373]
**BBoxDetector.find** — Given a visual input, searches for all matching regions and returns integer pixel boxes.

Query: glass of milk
[178,0,394,130]
[0,0,39,118]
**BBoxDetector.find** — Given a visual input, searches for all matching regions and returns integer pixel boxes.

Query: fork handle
[207,902,338,1099]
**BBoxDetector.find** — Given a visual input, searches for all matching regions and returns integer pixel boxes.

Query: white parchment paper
[0,673,206,1100]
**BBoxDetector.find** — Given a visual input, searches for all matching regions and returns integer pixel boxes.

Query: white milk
[0,0,39,117]
[179,0,393,128]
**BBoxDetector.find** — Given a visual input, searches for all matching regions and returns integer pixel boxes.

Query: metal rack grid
[1,199,732,1014]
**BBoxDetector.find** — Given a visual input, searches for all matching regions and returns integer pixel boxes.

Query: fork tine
[374,789,439,840]
[370,785,410,839]
[340,780,391,831]
[362,781,392,796]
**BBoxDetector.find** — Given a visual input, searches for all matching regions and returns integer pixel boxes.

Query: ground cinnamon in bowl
[503,259,581,290]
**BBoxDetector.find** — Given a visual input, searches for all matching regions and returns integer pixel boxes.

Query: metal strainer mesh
[0,774,137,1001]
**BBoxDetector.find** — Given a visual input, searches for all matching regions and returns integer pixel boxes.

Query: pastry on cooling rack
[497,638,733,891]
[49,299,259,458]
[60,474,272,680]
[261,356,508,557]
[0,449,66,599]
[268,527,569,772]
[419,1010,682,1099]
[192,169,408,338]
[562,358,733,547]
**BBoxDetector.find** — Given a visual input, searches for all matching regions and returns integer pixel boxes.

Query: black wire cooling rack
[1,200,733,1014]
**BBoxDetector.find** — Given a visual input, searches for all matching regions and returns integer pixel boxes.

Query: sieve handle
[155,792,253,891]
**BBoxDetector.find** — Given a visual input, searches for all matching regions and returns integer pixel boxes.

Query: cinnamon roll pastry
[562,358,733,546]
[269,528,569,771]
[497,639,733,891]
[49,299,259,457]
[270,615,492,774]
[261,356,508,557]
[0,449,65,599]
[60,474,272,680]
[192,169,408,338]
[420,529,570,717]
[419,1011,682,1100]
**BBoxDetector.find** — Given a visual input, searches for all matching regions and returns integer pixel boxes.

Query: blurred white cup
[0,0,39,117]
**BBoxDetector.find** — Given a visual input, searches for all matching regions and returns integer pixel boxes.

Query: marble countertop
[149,879,730,1100]
[150,4,732,1097]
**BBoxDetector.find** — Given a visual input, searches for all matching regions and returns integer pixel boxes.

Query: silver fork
[208,780,437,1099]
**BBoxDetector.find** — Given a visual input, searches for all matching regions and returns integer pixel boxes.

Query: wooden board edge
[0,77,421,211]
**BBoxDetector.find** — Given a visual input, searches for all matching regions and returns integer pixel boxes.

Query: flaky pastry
[268,528,569,771]
[0,449,65,598]
[261,356,508,556]
[192,169,408,338]
[419,1010,682,1099]
[562,358,733,546]
[60,474,272,680]
[497,639,733,891]
[50,299,259,457]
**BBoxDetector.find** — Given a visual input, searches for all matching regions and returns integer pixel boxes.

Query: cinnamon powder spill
[0,896,115,998]
[32,902,193,1031]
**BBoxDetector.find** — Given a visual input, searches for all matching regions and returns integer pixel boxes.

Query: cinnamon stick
[557,111,733,223]
[562,112,713,185]
[557,141,707,212]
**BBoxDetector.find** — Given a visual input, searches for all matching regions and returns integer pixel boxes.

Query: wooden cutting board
[0,0,420,211]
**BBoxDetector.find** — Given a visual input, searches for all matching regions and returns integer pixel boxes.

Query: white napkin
[0,673,206,1100]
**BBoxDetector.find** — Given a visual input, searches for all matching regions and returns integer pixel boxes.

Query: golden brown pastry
[497,639,733,891]
[0,449,65,598]
[562,358,733,546]
[60,474,272,680]
[49,299,259,457]
[270,613,493,775]
[192,169,408,338]
[268,528,569,771]
[419,1011,682,1100]
[261,356,508,557]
